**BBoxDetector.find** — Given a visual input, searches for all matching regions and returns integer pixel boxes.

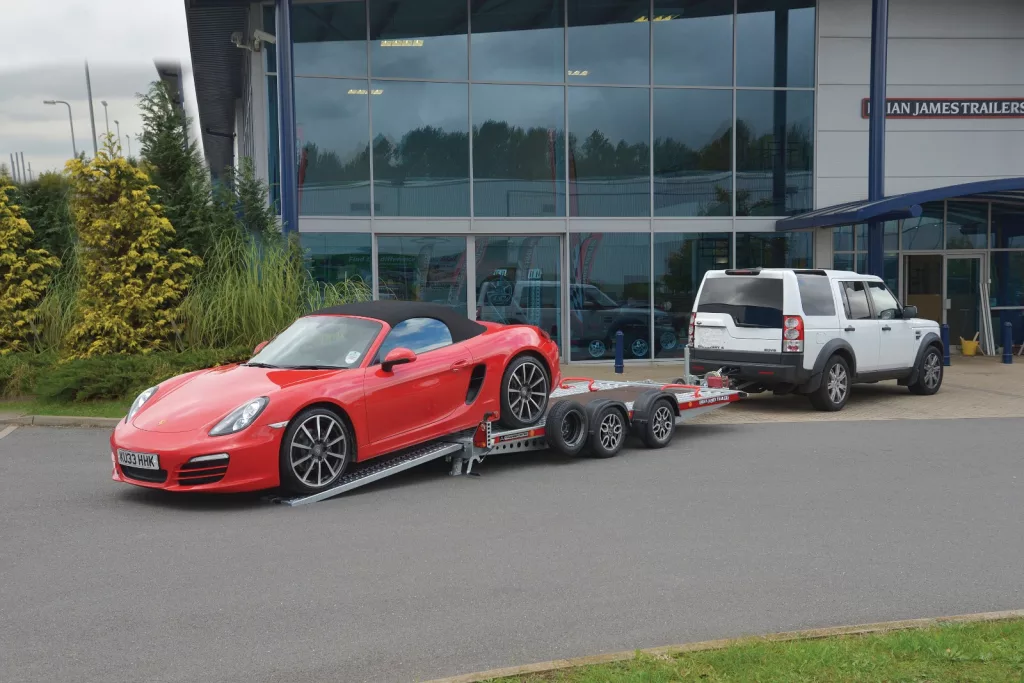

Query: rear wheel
[544,401,589,457]
[908,346,943,395]
[585,402,628,459]
[499,355,550,429]
[640,398,676,449]
[809,355,850,412]
[279,407,352,494]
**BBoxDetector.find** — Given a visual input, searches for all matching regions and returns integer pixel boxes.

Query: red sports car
[110,301,561,494]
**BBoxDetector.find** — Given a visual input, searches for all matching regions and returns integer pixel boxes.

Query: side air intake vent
[466,365,486,404]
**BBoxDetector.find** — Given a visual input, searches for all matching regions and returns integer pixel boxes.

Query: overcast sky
[1,0,199,177]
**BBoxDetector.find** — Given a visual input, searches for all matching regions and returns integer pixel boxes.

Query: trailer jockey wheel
[583,399,628,459]
[544,400,589,457]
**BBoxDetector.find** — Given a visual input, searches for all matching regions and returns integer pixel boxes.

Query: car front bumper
[109,421,283,493]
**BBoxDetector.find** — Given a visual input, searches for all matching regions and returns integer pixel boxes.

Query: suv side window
[796,274,837,316]
[867,281,902,320]
[840,281,872,320]
[375,317,453,362]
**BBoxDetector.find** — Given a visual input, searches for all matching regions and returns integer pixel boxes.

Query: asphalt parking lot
[1,418,1022,683]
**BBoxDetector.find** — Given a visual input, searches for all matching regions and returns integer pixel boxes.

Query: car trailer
[267,377,745,507]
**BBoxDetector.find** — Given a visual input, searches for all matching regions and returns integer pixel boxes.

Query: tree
[16,172,75,258]
[64,136,202,357]
[137,80,215,257]
[0,175,61,354]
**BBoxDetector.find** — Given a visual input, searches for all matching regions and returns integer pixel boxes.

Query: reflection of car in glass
[477,280,677,358]
[110,301,561,495]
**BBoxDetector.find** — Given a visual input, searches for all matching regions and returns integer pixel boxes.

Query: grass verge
[0,399,128,419]
[493,619,1024,683]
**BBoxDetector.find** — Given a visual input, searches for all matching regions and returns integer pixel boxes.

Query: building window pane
[300,233,373,285]
[475,236,563,352]
[653,0,733,86]
[991,202,1024,248]
[884,252,899,292]
[267,75,280,213]
[569,233,652,360]
[884,220,899,250]
[736,231,812,268]
[471,0,564,83]
[567,0,650,85]
[568,86,651,217]
[736,90,813,216]
[653,233,731,358]
[901,201,944,250]
[369,0,468,80]
[293,1,367,77]
[991,252,1024,308]
[377,236,468,311]
[833,252,867,274]
[296,78,371,216]
[736,0,815,88]
[472,84,566,217]
[993,310,1024,349]
[653,89,732,217]
[264,5,278,71]
[372,81,469,217]
[946,201,988,249]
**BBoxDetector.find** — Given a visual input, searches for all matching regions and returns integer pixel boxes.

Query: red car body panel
[110,314,561,493]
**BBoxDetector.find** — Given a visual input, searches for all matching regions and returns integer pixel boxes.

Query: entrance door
[945,255,983,346]
[904,254,943,325]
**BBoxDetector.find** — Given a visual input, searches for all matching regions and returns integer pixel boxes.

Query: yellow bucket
[960,338,979,356]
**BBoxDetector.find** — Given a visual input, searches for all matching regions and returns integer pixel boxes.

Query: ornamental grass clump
[64,136,201,357]
[0,175,61,355]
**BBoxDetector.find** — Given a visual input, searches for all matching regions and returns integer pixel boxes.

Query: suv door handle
[881,325,891,331]
[845,326,855,332]
[450,360,469,372]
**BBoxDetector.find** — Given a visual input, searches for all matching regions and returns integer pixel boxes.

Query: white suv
[688,268,944,411]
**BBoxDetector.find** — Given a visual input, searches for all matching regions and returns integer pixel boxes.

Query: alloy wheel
[507,360,548,424]
[289,414,346,489]
[651,405,674,441]
[827,364,848,405]
[599,412,624,451]
[923,351,941,388]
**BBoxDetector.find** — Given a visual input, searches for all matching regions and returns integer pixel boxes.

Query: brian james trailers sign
[861,98,1024,119]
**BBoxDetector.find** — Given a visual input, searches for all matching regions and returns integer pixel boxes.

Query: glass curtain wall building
[262,0,817,362]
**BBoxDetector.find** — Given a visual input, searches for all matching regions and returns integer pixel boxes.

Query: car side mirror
[382,347,416,372]
[253,340,269,355]
[903,305,918,319]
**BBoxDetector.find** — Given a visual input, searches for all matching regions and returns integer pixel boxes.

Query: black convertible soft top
[311,300,488,343]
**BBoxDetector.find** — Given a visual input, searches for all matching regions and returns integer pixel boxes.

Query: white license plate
[117,449,160,470]
[695,327,726,350]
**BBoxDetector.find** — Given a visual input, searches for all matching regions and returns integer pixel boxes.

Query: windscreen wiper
[283,365,346,370]
[242,362,278,368]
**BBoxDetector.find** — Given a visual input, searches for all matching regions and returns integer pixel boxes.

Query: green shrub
[0,352,57,399]
[32,347,251,402]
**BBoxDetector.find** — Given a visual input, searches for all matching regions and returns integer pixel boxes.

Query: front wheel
[809,355,851,412]
[279,407,353,494]
[499,355,550,429]
[908,346,943,395]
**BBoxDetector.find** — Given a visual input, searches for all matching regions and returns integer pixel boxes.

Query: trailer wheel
[584,400,628,459]
[544,400,589,457]
[639,397,676,449]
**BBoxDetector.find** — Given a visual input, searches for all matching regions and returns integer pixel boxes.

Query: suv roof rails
[793,269,829,276]
[724,268,762,275]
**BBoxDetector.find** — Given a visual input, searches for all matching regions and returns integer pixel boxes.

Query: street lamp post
[125,134,132,158]
[44,100,77,158]
[84,61,99,157]
[101,100,110,136]
[114,120,122,153]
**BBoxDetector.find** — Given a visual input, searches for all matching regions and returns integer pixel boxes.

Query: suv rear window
[796,274,837,316]
[697,276,783,328]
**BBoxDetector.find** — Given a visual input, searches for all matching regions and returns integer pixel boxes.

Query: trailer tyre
[640,397,677,448]
[544,400,589,457]
[584,400,628,459]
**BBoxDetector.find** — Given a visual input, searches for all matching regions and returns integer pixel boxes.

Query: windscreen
[696,276,784,328]
[247,315,383,369]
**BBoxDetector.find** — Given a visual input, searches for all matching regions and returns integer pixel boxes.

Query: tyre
[544,400,589,457]
[499,354,550,429]
[908,345,943,396]
[809,355,851,412]
[584,400,628,459]
[639,397,676,449]
[279,407,353,494]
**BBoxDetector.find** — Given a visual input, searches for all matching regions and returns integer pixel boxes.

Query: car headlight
[125,386,158,423]
[209,397,269,436]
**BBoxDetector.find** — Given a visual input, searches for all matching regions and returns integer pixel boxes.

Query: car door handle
[882,325,891,331]
[450,360,469,372]
[845,326,856,332]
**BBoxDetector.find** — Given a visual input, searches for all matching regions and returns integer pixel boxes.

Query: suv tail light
[783,315,804,353]
[688,312,696,347]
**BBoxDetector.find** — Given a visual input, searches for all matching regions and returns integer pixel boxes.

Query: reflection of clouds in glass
[569,87,649,146]
[653,14,732,86]
[296,79,368,164]
[567,22,649,84]
[736,5,815,87]
[654,89,731,151]
[370,36,468,79]
[372,81,468,141]
[471,29,564,82]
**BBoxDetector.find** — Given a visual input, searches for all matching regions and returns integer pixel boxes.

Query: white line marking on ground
[0,425,18,440]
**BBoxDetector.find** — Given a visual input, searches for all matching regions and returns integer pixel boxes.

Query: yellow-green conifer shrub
[64,138,202,357]
[0,175,61,355]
